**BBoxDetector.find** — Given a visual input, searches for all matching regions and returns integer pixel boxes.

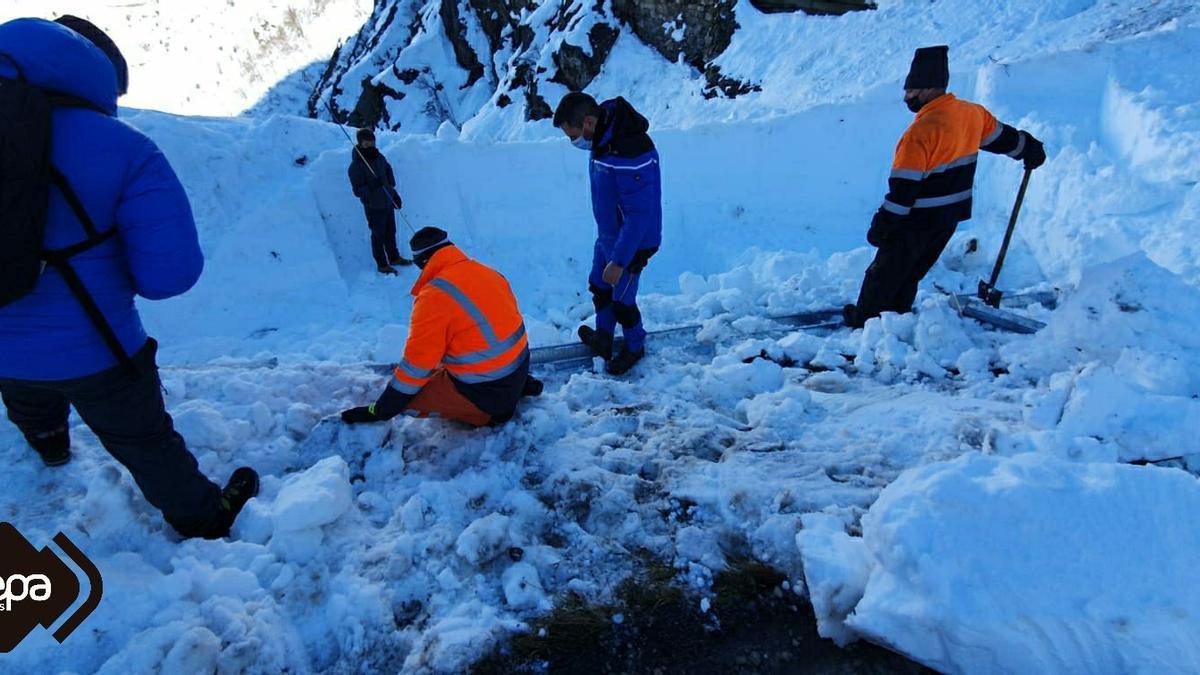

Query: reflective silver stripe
[926,153,978,176]
[412,234,449,257]
[389,377,421,395]
[889,168,923,181]
[892,154,976,182]
[452,349,530,383]
[592,158,658,171]
[396,360,434,380]
[982,124,1003,147]
[430,278,500,344]
[1007,131,1026,158]
[881,199,912,216]
[444,324,527,365]
[913,188,973,209]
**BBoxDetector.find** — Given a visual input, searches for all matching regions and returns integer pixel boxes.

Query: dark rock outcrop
[611,0,738,70]
[750,0,876,15]
[549,23,620,91]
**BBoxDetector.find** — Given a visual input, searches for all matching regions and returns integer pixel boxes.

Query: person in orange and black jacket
[843,45,1047,329]
[340,227,541,427]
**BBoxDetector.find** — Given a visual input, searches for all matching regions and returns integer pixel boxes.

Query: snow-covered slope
[305,0,1200,144]
[2,1,1200,673]
[1,0,371,115]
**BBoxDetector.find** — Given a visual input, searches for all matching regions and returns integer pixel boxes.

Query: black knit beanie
[410,227,452,267]
[904,45,949,90]
[55,15,128,95]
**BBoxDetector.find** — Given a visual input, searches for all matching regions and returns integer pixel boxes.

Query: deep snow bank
[800,453,1200,673]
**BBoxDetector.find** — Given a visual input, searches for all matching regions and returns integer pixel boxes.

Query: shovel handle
[987,168,1033,289]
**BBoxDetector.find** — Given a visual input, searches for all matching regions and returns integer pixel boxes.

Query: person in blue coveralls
[553,92,663,375]
[0,17,257,539]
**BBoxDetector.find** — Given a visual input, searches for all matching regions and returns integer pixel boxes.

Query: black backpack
[0,54,136,375]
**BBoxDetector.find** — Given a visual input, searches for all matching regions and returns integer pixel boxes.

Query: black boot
[606,347,644,376]
[578,326,614,361]
[28,427,70,467]
[522,376,544,397]
[203,467,260,539]
[842,303,864,329]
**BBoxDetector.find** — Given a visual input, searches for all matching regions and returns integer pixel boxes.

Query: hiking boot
[578,325,614,361]
[203,467,260,539]
[606,347,644,376]
[522,376,544,397]
[842,303,864,329]
[377,264,399,275]
[28,427,70,467]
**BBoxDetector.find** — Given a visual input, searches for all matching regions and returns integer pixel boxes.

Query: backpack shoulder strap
[42,169,137,378]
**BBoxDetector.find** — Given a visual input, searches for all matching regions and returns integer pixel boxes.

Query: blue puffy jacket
[589,97,663,268]
[0,19,202,381]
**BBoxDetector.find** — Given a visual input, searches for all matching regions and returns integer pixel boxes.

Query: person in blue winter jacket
[554,93,663,375]
[0,17,257,539]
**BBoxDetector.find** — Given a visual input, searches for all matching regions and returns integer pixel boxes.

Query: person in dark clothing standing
[553,93,663,376]
[843,45,1047,328]
[0,17,257,540]
[347,128,410,274]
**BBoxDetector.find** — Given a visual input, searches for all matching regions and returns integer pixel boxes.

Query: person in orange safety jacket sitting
[340,227,540,427]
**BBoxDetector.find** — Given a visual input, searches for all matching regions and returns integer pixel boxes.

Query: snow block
[845,453,1200,674]
[272,456,354,532]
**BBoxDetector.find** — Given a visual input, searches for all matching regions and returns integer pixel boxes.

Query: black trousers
[365,207,403,267]
[0,339,223,537]
[854,220,958,322]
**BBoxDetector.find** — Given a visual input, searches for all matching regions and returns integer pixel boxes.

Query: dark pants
[0,339,223,537]
[365,207,403,267]
[854,220,958,322]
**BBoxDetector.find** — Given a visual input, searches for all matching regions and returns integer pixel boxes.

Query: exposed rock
[611,0,738,70]
[524,91,553,121]
[549,23,620,91]
[347,78,404,128]
[750,0,876,15]
[441,0,486,87]
[703,65,762,100]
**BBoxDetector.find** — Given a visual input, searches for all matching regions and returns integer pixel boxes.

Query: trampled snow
[2,1,1200,673]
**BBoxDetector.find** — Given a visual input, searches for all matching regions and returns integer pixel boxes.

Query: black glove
[1021,135,1046,170]
[392,194,403,210]
[867,211,901,247]
[522,376,544,398]
[341,406,380,424]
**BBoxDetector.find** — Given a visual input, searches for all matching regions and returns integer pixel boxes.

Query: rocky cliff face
[308,0,872,136]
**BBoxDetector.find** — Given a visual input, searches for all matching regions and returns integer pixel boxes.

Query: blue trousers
[589,244,655,353]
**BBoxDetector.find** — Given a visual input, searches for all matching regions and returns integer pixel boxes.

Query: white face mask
[571,135,592,151]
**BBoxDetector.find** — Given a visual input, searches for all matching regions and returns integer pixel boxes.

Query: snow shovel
[978,168,1033,308]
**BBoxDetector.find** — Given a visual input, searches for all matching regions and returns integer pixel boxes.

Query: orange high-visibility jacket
[390,246,528,396]
[881,94,1034,223]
